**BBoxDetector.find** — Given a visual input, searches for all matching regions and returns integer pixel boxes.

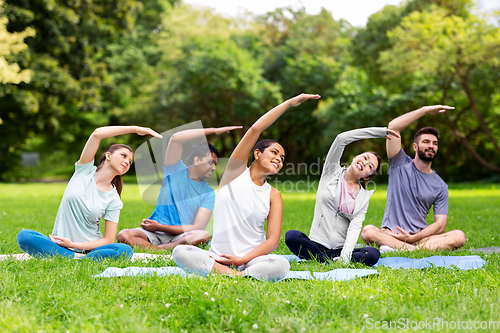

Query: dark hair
[186,142,219,166]
[96,144,133,197]
[250,139,283,164]
[359,151,382,189]
[414,127,439,143]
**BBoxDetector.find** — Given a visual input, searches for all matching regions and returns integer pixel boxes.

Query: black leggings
[285,230,380,266]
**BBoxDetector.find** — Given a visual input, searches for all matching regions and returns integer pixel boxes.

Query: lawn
[0,182,499,332]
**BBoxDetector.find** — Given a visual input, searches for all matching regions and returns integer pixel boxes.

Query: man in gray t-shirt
[361,105,466,251]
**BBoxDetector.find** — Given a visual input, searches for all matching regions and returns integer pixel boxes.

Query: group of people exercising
[17,93,466,281]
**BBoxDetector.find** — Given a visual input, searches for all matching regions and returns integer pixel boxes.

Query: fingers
[148,129,163,139]
[386,129,401,138]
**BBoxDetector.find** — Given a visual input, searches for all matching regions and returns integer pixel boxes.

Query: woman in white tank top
[173,93,320,281]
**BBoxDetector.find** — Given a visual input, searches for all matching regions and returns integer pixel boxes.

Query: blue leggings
[17,229,133,260]
[285,230,380,266]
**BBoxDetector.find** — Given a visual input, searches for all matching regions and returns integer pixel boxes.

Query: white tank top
[210,168,272,258]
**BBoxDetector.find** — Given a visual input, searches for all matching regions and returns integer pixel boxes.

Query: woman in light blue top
[17,126,162,260]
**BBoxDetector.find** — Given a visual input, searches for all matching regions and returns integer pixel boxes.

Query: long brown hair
[96,144,133,196]
[359,151,381,189]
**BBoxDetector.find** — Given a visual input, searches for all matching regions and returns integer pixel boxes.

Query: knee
[116,229,132,244]
[172,245,191,266]
[17,229,35,246]
[172,245,212,276]
[284,230,302,246]
[115,243,134,259]
[361,225,378,243]
[364,247,381,266]
[188,230,211,245]
[451,230,467,248]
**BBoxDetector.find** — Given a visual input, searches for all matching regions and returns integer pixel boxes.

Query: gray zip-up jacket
[309,127,388,263]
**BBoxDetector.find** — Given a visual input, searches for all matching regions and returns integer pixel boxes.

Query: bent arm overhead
[220,93,320,188]
[165,126,241,166]
[323,127,388,177]
[79,126,162,165]
[386,105,454,159]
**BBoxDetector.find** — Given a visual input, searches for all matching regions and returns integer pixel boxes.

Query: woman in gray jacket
[285,127,399,266]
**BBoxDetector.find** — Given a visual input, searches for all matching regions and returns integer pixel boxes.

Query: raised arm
[322,127,393,177]
[165,126,241,166]
[79,126,162,165]
[220,93,320,187]
[386,105,454,159]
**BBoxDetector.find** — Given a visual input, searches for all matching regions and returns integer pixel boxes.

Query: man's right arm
[386,105,454,159]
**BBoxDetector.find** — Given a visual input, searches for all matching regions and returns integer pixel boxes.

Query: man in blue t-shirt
[117,126,241,250]
[361,105,466,252]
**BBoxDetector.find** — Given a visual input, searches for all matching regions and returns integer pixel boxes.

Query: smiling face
[253,142,285,175]
[414,134,438,162]
[194,151,218,179]
[351,152,379,180]
[108,148,134,175]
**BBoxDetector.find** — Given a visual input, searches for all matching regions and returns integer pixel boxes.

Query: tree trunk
[444,113,500,172]
[460,72,500,153]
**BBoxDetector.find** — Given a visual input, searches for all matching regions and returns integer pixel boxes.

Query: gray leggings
[172,245,290,282]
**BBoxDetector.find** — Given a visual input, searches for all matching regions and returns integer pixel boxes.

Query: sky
[183,0,404,27]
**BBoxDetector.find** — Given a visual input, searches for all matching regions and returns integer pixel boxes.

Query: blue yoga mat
[374,255,486,270]
[93,266,378,282]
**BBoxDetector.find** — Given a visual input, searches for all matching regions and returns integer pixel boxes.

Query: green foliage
[1,0,499,181]
[0,0,176,180]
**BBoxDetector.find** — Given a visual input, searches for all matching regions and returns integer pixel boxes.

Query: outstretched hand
[421,105,454,115]
[136,126,163,139]
[288,93,321,107]
[385,129,401,140]
[213,126,243,135]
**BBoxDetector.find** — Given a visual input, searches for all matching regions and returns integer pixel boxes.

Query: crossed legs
[117,228,210,250]
[361,225,466,251]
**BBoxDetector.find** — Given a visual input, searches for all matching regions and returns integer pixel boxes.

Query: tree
[251,7,353,162]
[0,0,155,179]
[0,0,34,85]
[379,7,500,176]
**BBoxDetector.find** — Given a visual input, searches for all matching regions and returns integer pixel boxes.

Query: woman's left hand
[49,234,73,248]
[214,254,244,266]
[385,129,401,140]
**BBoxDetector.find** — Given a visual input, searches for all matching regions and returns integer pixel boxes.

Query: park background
[1,0,500,183]
[1,0,500,332]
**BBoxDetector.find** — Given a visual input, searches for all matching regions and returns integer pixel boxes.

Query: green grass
[0,182,499,332]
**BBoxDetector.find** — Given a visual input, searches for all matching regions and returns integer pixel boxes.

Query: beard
[417,147,436,162]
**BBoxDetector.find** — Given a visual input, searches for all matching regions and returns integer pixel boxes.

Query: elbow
[387,120,396,130]
[92,127,105,139]
[247,125,261,136]
[170,132,181,142]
